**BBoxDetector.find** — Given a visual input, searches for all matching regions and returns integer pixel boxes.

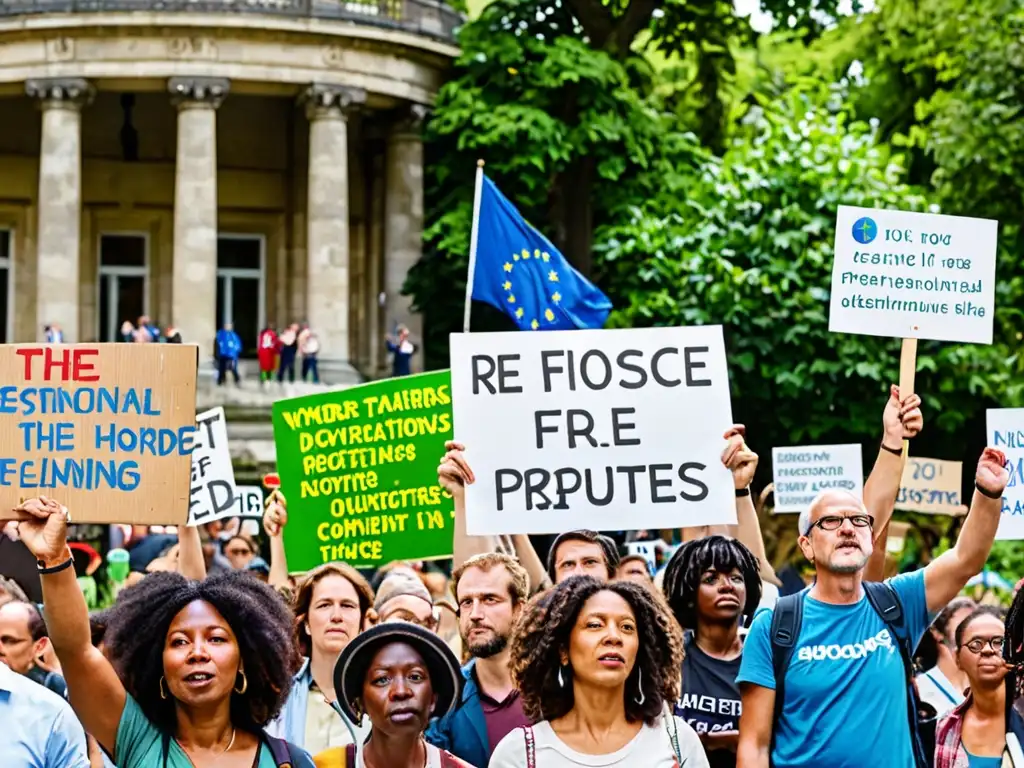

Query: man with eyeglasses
[736,387,1010,768]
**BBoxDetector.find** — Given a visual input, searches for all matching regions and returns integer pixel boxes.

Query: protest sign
[771,444,864,513]
[988,409,1024,540]
[449,326,736,535]
[272,370,454,572]
[0,344,196,524]
[896,457,964,515]
[625,541,656,574]
[829,206,998,344]
[187,407,236,526]
[234,485,264,518]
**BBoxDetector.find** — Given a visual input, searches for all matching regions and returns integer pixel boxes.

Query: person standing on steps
[215,321,242,386]
[277,323,299,384]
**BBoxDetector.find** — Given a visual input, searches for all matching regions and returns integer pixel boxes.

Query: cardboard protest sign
[187,407,236,526]
[829,206,998,344]
[771,444,864,513]
[896,457,964,515]
[272,370,454,572]
[988,409,1024,540]
[449,326,736,535]
[0,344,196,524]
[234,485,264,518]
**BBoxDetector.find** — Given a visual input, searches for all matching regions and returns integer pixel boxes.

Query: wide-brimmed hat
[333,622,463,724]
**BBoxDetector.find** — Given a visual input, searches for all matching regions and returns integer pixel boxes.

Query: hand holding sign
[976,448,1010,498]
[14,496,69,567]
[263,490,288,538]
[722,426,757,490]
[437,441,475,501]
[882,385,924,448]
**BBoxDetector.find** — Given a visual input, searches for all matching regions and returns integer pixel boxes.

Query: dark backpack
[161,731,314,768]
[769,582,930,768]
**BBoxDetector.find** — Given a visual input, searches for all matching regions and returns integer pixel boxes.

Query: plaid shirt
[935,692,1012,768]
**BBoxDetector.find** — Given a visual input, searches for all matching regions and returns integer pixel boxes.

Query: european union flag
[470,176,612,331]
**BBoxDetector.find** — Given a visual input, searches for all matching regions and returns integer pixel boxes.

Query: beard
[466,630,509,659]
[826,548,869,574]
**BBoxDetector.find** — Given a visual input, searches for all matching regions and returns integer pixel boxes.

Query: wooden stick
[898,338,918,460]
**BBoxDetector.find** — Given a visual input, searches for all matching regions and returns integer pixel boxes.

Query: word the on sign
[829,206,998,344]
[771,444,864,514]
[450,326,736,535]
[272,371,454,572]
[0,344,197,524]
[989,409,1024,540]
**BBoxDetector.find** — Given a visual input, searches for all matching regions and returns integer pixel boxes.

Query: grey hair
[798,508,812,536]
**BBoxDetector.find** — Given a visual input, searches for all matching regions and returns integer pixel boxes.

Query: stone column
[384,104,428,372]
[168,77,228,351]
[26,78,93,342]
[303,83,365,382]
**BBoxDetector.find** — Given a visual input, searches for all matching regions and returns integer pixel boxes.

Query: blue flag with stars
[470,176,612,331]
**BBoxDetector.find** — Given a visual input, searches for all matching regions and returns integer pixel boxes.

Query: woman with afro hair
[662,535,761,768]
[489,575,708,767]
[15,496,310,768]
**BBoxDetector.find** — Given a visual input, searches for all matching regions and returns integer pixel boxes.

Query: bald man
[736,447,1009,768]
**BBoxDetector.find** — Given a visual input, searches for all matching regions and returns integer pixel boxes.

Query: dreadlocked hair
[509,575,683,726]
[103,571,300,734]
[662,535,762,633]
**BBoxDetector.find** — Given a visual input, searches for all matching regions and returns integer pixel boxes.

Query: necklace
[177,727,236,766]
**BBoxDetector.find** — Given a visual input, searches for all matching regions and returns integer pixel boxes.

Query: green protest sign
[271,370,454,572]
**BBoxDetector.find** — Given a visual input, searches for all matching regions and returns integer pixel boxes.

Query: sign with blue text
[771,444,864,514]
[896,457,964,516]
[449,326,736,535]
[0,344,197,524]
[829,206,998,344]
[988,409,1024,540]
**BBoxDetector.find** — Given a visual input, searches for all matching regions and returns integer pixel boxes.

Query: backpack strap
[769,588,806,751]
[345,744,357,767]
[260,731,316,768]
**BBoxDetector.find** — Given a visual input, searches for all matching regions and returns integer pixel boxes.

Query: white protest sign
[187,407,237,526]
[987,409,1024,540]
[771,444,864,513]
[449,326,736,535]
[234,485,264,518]
[896,457,964,515]
[625,541,656,574]
[829,206,998,344]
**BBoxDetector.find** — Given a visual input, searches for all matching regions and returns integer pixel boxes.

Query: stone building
[0,0,460,380]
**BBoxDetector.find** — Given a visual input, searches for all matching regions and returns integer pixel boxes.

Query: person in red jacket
[257,325,278,384]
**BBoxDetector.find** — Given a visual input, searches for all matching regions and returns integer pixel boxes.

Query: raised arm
[439,441,493,565]
[177,523,207,581]
[16,497,127,755]
[863,386,923,581]
[722,425,777,583]
[262,490,290,588]
[923,448,1008,613]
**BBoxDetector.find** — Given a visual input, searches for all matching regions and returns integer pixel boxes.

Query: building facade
[0,0,460,379]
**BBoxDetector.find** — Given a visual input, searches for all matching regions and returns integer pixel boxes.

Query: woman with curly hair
[15,496,310,768]
[489,576,708,767]
[662,534,761,768]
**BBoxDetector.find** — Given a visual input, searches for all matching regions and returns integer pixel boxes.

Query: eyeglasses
[808,514,874,532]
[962,636,1005,654]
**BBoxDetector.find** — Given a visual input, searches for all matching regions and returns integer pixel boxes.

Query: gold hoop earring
[235,669,248,695]
[159,676,169,700]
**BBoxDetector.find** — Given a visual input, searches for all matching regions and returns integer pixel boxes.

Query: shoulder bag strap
[769,591,805,738]
[523,726,537,768]
[664,711,683,763]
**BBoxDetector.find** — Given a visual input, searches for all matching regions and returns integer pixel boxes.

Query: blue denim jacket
[266,658,366,750]
[424,660,490,768]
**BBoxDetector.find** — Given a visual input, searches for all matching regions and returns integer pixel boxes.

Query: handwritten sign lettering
[272,371,454,572]
[187,407,236,526]
[988,409,1024,540]
[233,485,264,518]
[0,344,197,523]
[771,444,864,514]
[449,327,736,535]
[896,457,964,515]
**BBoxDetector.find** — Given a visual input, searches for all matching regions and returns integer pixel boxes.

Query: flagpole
[462,159,485,333]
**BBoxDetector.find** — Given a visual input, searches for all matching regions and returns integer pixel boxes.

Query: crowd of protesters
[1,384,1019,768]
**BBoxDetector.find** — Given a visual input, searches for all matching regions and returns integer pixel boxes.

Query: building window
[0,230,11,343]
[98,234,148,342]
[217,235,265,358]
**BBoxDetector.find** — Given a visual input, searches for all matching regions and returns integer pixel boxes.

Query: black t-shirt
[675,633,742,768]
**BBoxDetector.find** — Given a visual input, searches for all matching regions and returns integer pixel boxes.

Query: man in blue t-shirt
[736,440,1010,768]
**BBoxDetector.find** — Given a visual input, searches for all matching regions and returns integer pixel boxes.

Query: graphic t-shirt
[736,570,931,768]
[115,695,278,768]
[675,634,741,768]
[488,715,709,768]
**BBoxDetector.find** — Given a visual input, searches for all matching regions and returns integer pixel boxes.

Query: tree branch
[562,0,616,48]
[607,0,661,55]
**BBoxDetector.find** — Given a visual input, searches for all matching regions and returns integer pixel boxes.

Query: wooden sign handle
[898,338,918,460]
